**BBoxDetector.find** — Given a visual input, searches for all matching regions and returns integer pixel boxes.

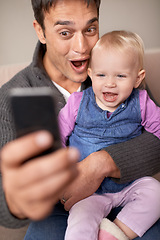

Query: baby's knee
[69,196,97,217]
[140,177,160,212]
[144,177,160,197]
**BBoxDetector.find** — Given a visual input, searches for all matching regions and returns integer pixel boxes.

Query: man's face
[40,0,99,83]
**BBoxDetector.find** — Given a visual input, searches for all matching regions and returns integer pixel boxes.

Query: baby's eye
[117,74,126,78]
[96,73,105,77]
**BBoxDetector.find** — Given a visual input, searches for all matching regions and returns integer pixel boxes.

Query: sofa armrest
[0,63,28,87]
[144,48,160,106]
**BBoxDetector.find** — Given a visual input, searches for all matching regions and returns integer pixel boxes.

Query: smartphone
[9,87,62,152]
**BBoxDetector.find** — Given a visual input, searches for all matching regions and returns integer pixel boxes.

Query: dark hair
[31,0,101,31]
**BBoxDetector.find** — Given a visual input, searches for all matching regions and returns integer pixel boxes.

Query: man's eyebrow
[54,20,73,26]
[54,17,98,27]
[87,17,98,25]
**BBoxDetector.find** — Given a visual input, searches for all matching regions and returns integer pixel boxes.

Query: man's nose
[72,33,88,54]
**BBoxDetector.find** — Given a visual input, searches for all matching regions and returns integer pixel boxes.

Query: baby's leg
[65,193,113,240]
[114,218,137,239]
[115,177,160,239]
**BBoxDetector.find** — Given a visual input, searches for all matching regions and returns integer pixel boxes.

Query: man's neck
[54,78,81,94]
[43,54,81,94]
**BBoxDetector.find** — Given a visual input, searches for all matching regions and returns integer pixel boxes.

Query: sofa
[0,49,160,239]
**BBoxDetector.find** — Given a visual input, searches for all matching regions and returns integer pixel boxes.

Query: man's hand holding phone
[1,131,79,220]
[0,87,79,220]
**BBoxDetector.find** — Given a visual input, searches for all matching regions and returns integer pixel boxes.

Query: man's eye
[60,31,70,37]
[86,26,97,35]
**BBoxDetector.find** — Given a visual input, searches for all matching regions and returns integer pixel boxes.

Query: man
[0,0,159,239]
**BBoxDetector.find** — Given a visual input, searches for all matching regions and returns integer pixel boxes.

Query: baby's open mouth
[103,92,118,102]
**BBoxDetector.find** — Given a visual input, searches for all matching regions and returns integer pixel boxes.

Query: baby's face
[88,47,141,112]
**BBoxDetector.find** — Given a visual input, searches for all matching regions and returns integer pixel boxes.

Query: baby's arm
[58,92,83,146]
[140,89,160,139]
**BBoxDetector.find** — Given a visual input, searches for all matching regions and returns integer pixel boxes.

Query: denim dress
[69,87,142,194]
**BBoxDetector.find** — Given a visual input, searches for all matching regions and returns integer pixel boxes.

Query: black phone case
[9,87,62,152]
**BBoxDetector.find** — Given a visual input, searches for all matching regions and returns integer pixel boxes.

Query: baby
[59,30,160,240]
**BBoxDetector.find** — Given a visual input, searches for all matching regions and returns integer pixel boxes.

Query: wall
[99,0,160,49]
[0,0,160,65]
[0,0,37,65]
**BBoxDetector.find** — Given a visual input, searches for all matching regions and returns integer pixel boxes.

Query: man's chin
[72,74,88,83]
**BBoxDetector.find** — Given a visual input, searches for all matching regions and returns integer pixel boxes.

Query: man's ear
[33,20,46,44]
[134,69,146,88]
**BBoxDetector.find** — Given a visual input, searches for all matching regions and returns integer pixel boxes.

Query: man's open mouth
[71,60,86,67]
[70,60,88,73]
